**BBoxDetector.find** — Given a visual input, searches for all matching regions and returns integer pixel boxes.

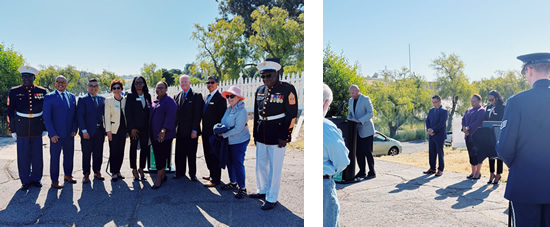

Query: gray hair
[179,74,190,82]
[55,75,67,82]
[349,84,359,91]
[323,83,333,104]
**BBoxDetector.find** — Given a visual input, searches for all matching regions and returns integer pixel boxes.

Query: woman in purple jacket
[149,81,177,189]
[461,94,486,180]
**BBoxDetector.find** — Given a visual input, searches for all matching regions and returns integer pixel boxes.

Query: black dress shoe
[152,184,161,189]
[20,183,31,191]
[32,181,43,188]
[249,193,266,199]
[365,174,376,179]
[354,173,366,179]
[190,176,198,182]
[261,201,277,210]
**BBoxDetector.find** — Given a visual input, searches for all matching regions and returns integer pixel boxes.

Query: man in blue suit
[424,95,448,176]
[497,53,550,226]
[77,78,106,184]
[43,76,78,188]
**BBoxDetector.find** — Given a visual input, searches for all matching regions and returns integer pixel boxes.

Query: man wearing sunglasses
[76,78,106,184]
[43,75,78,188]
[7,66,48,191]
[201,76,227,187]
[496,53,550,226]
[249,58,298,210]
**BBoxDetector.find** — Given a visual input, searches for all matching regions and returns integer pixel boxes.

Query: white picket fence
[160,72,304,112]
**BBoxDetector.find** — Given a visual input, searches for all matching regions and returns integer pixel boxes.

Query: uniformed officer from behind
[7,66,48,191]
[496,53,550,226]
[249,58,298,210]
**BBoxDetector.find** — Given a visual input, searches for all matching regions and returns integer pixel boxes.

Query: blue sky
[324,0,550,81]
[0,0,220,75]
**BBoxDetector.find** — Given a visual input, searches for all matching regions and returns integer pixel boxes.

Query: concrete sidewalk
[0,137,304,226]
[338,159,508,226]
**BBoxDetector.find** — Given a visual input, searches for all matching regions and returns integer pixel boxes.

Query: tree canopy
[0,43,25,126]
[141,63,163,87]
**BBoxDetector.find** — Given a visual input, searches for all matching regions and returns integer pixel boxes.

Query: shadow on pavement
[388,174,436,193]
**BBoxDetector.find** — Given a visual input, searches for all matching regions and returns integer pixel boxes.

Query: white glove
[11,133,17,139]
[42,131,47,137]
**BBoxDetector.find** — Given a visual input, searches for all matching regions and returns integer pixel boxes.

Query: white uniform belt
[16,111,43,118]
[261,113,285,121]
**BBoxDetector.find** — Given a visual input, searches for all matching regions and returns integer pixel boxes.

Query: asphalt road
[0,137,304,226]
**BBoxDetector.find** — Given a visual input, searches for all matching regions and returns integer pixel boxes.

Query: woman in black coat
[484,90,506,184]
[125,76,152,181]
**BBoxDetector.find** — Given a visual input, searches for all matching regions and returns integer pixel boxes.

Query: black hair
[207,76,219,83]
[432,95,441,101]
[88,78,99,84]
[488,90,504,105]
[130,76,149,96]
[472,94,482,101]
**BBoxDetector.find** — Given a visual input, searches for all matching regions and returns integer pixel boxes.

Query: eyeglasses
[112,87,122,90]
[521,65,528,76]
[488,99,494,102]
[88,85,99,88]
[55,81,66,85]
[206,81,216,84]
[226,94,236,99]
[260,75,272,79]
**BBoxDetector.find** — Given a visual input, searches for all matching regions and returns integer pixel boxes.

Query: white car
[373,131,402,156]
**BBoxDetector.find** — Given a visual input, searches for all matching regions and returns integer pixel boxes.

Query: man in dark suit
[43,75,78,188]
[497,53,550,225]
[201,76,227,187]
[7,66,47,191]
[77,78,106,184]
[173,75,204,181]
[348,85,376,179]
[424,95,448,176]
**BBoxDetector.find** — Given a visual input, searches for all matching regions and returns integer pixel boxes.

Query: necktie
[60,92,66,105]
[203,94,211,114]
[93,96,98,108]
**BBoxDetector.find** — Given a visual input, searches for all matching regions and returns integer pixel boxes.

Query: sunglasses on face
[56,81,66,85]
[135,81,144,85]
[112,87,122,90]
[206,81,216,84]
[521,65,528,76]
[226,94,236,99]
[488,99,494,102]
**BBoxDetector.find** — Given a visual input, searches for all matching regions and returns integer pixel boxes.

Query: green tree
[249,6,304,74]
[192,16,248,81]
[216,0,304,38]
[431,53,475,131]
[0,43,25,132]
[370,68,433,138]
[323,45,368,118]
[473,70,529,102]
[97,70,122,93]
[36,65,80,92]
[141,63,163,87]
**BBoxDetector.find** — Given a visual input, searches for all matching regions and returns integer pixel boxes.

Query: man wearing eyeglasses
[76,78,106,184]
[7,66,48,191]
[201,76,227,187]
[423,95,448,177]
[249,58,298,210]
[43,75,78,188]
[496,53,550,226]
[173,75,204,181]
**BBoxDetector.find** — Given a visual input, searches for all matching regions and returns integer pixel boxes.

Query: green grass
[378,120,428,141]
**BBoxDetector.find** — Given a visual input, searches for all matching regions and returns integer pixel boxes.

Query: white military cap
[257,58,282,73]
[18,66,39,76]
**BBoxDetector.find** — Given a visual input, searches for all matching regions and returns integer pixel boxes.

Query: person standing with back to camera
[497,53,550,226]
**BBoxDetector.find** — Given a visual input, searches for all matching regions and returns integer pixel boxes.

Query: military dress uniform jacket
[7,85,47,137]
[496,79,550,204]
[253,81,298,145]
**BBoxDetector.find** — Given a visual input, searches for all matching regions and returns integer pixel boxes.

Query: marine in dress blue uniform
[496,53,550,226]
[7,66,47,191]
[250,58,298,210]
